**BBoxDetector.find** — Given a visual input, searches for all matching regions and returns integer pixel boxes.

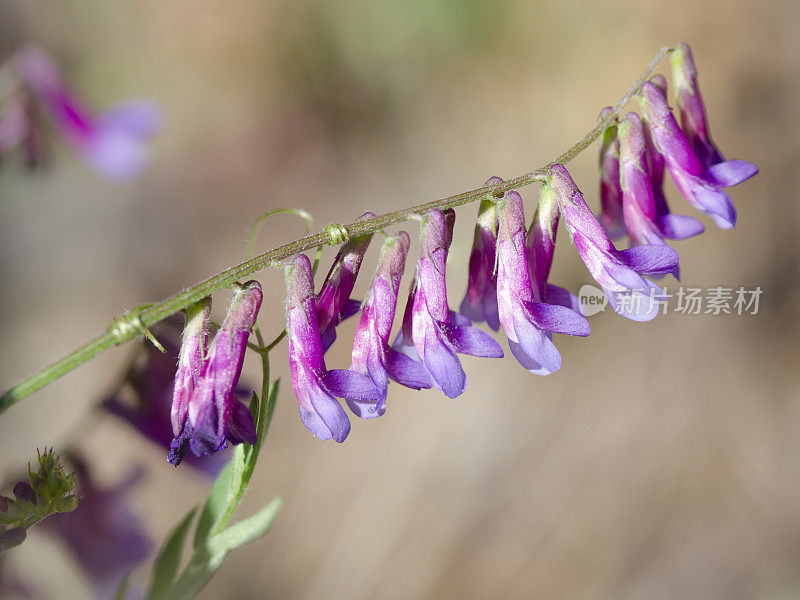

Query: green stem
[0,46,671,414]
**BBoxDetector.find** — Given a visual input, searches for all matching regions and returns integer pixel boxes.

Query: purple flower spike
[169,282,262,465]
[316,212,375,351]
[496,190,589,374]
[351,232,432,417]
[396,209,503,398]
[459,176,502,330]
[286,254,382,441]
[597,108,626,240]
[639,80,757,229]
[14,45,161,181]
[546,164,679,321]
[670,43,724,168]
[618,111,702,253]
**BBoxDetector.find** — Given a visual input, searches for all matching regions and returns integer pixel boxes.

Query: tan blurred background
[1,0,799,598]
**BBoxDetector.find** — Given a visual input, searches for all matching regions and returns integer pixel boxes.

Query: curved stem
[0,46,671,414]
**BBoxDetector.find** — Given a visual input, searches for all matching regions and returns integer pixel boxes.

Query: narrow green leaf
[165,497,283,600]
[145,506,197,600]
[207,496,283,563]
[193,461,232,549]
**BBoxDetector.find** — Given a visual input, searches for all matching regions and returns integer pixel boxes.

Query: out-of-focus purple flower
[639,80,757,229]
[640,76,705,242]
[597,108,626,240]
[670,43,723,168]
[46,454,151,600]
[103,316,227,476]
[459,176,501,331]
[13,45,161,181]
[618,112,701,254]
[316,213,374,351]
[286,254,382,441]
[496,190,589,374]
[395,209,503,398]
[546,164,679,321]
[350,232,432,417]
[169,282,262,464]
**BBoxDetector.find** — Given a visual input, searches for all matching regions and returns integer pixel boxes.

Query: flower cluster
[157,43,757,448]
[0,45,160,180]
[168,283,263,466]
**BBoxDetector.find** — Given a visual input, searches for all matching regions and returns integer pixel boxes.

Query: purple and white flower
[670,43,724,169]
[597,107,626,240]
[169,283,262,465]
[13,45,161,181]
[286,254,382,441]
[639,80,757,229]
[316,213,374,351]
[546,164,679,321]
[459,176,501,330]
[350,232,432,417]
[395,209,503,398]
[496,190,589,374]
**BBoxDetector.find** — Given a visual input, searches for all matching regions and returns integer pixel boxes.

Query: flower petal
[703,159,758,188]
[438,321,504,358]
[423,331,466,398]
[524,301,590,337]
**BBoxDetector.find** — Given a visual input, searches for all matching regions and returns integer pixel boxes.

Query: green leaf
[193,461,232,549]
[166,497,283,600]
[112,573,131,600]
[206,496,283,564]
[146,506,197,600]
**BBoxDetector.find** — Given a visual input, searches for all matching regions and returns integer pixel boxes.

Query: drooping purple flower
[46,454,151,600]
[546,164,679,321]
[525,180,581,312]
[670,43,724,169]
[640,76,705,242]
[103,316,227,475]
[459,176,501,330]
[170,299,211,439]
[395,209,503,398]
[618,111,702,255]
[169,282,262,464]
[597,108,626,240]
[350,232,432,417]
[496,190,589,374]
[286,254,382,441]
[316,213,374,351]
[13,45,161,181]
[638,80,757,229]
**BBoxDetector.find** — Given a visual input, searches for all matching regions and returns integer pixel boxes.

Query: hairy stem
[0,46,671,413]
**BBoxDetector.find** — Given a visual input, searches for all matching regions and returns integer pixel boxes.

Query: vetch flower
[170,299,211,441]
[526,179,581,312]
[670,43,724,169]
[597,108,626,240]
[168,282,263,465]
[546,164,679,321]
[46,454,151,600]
[286,254,382,441]
[316,212,374,351]
[395,209,503,398]
[640,75,706,242]
[13,45,161,181]
[618,111,702,251]
[639,80,757,229]
[496,189,589,374]
[459,176,501,331]
[350,232,432,417]
[104,315,229,475]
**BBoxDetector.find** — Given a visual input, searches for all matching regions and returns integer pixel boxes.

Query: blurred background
[0,0,798,598]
